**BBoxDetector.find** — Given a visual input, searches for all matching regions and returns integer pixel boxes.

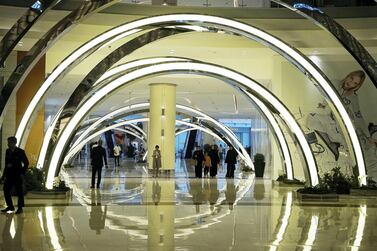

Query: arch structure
[0,0,116,122]
[65,118,235,166]
[0,0,60,66]
[63,105,250,165]
[36,57,294,182]
[42,61,318,189]
[11,14,367,186]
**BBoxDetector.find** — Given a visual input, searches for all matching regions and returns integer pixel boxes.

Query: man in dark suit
[225,145,238,178]
[192,146,204,178]
[1,136,29,214]
[90,140,108,189]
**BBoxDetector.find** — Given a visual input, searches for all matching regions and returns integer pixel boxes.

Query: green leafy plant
[322,167,351,194]
[24,166,70,192]
[24,167,45,192]
[253,153,265,162]
[297,184,332,194]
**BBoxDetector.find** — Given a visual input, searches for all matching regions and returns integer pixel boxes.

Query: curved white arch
[15,14,365,186]
[45,62,318,189]
[65,118,227,164]
[64,102,254,169]
[65,57,292,179]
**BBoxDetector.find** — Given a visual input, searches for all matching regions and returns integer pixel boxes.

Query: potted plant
[296,167,352,201]
[253,153,265,178]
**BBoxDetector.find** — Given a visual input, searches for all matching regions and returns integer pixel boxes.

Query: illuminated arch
[44,61,318,189]
[65,118,234,165]
[37,57,292,181]
[60,57,293,180]
[64,106,251,166]
[13,14,365,186]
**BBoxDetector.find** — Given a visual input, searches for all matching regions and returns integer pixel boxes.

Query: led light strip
[37,107,63,169]
[64,118,146,164]
[243,91,293,179]
[46,62,318,189]
[82,56,291,178]
[15,14,363,185]
[177,104,253,168]
[64,118,225,164]
[68,102,253,169]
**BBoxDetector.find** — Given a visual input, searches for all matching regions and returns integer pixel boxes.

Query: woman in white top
[113,144,122,167]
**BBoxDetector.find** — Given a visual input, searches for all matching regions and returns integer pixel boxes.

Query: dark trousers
[114,156,120,166]
[195,164,202,178]
[226,163,235,178]
[204,166,210,177]
[3,177,24,208]
[210,164,218,177]
[91,166,102,187]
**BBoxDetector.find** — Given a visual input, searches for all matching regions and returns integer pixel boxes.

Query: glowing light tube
[68,102,253,168]
[46,62,318,189]
[243,91,293,179]
[16,14,364,185]
[65,119,225,164]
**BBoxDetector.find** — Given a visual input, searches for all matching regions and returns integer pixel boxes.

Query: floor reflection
[1,162,377,250]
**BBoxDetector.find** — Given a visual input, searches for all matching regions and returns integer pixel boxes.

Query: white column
[148,83,176,170]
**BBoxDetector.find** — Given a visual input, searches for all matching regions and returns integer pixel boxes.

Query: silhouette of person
[189,178,203,213]
[1,136,29,214]
[225,179,238,210]
[89,189,107,235]
[209,179,220,209]
[225,145,238,178]
[90,139,108,189]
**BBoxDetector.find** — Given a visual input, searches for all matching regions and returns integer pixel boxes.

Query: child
[204,152,211,178]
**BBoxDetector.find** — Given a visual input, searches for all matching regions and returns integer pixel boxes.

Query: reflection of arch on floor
[63,105,253,169]
[45,61,318,189]
[13,14,365,186]
[65,118,240,166]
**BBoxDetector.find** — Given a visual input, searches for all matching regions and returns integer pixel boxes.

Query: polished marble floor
[1,158,377,250]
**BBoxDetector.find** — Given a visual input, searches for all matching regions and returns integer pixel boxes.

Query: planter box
[27,189,72,199]
[350,189,377,196]
[297,191,339,201]
[273,181,304,188]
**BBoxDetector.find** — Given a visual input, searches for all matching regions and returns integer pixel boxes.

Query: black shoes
[1,207,22,214]
[1,207,15,213]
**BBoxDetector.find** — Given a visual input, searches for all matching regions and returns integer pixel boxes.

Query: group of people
[192,144,239,179]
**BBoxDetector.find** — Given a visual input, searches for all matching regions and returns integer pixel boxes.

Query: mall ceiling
[1,3,377,119]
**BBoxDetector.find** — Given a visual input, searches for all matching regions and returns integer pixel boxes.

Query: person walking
[225,145,238,178]
[113,144,121,167]
[90,140,108,189]
[152,145,161,178]
[192,146,204,178]
[209,145,220,178]
[203,152,211,178]
[1,136,29,214]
